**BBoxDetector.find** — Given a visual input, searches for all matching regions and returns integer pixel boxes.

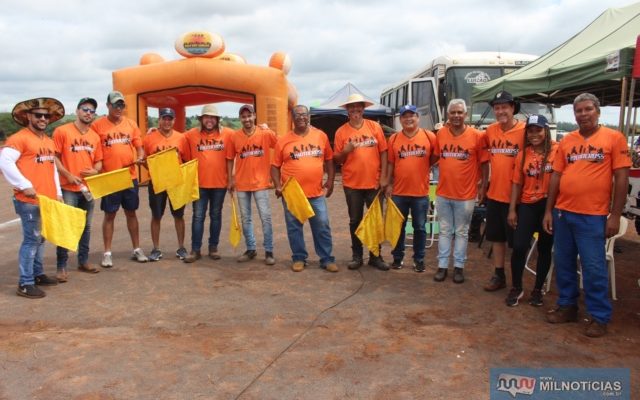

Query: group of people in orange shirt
[0,90,631,338]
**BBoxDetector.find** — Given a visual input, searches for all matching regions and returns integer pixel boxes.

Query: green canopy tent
[472,3,640,110]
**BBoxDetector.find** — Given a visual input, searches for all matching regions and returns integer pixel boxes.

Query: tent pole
[625,78,636,137]
[619,77,628,132]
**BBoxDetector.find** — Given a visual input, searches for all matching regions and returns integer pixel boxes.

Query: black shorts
[148,182,185,219]
[485,198,513,245]
[100,179,139,213]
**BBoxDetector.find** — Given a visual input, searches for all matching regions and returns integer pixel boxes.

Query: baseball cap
[239,104,255,115]
[107,91,125,105]
[399,104,418,115]
[77,97,98,110]
[159,108,175,118]
[525,114,549,129]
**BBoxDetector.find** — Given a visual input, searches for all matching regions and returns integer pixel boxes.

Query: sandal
[78,264,100,274]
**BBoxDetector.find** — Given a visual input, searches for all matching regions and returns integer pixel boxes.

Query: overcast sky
[0,0,635,123]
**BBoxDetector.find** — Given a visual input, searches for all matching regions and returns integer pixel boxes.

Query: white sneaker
[131,248,148,263]
[101,252,113,268]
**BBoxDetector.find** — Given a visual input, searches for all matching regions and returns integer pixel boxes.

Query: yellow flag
[229,194,242,248]
[384,197,406,249]
[146,148,183,193]
[38,195,86,252]
[355,194,385,256]
[167,159,200,210]
[281,177,315,223]
[84,167,133,199]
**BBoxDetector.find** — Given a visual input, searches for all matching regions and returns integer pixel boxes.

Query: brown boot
[546,305,578,323]
[585,319,607,338]
[184,251,201,263]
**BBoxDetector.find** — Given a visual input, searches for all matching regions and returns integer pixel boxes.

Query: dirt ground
[0,177,638,400]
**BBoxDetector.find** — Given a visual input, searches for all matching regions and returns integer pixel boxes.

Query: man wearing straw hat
[334,93,389,271]
[92,91,148,267]
[0,97,64,298]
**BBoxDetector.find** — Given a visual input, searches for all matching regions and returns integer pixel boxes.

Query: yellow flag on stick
[167,159,200,210]
[84,167,133,199]
[281,177,315,223]
[146,148,183,193]
[38,195,86,252]
[229,193,242,248]
[355,194,385,256]
[384,197,406,249]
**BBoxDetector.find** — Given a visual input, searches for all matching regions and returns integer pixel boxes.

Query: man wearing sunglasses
[0,97,65,298]
[92,91,148,267]
[52,98,103,281]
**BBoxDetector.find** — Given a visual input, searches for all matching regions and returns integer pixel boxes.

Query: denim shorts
[100,179,140,213]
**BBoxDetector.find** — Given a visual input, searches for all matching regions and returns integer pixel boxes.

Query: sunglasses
[111,103,126,110]
[80,107,96,114]
[30,112,51,120]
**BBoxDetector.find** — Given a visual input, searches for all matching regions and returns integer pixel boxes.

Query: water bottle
[79,185,93,201]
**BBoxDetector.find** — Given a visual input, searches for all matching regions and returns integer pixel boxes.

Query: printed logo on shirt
[196,138,224,152]
[153,145,177,154]
[525,161,553,177]
[35,148,56,164]
[489,139,520,157]
[398,144,427,159]
[70,138,95,153]
[566,144,605,164]
[289,143,323,160]
[440,144,470,161]
[240,144,265,159]
[348,135,378,148]
[104,132,131,147]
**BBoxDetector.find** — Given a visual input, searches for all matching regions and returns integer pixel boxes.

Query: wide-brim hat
[340,93,374,109]
[199,104,221,118]
[12,97,65,127]
[489,90,520,114]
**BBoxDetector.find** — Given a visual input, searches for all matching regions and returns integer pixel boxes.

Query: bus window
[412,79,439,131]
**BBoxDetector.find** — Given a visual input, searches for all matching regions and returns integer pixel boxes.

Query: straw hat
[339,93,374,108]
[199,104,221,118]
[11,97,65,126]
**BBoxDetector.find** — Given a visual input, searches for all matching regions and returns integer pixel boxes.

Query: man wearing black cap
[142,108,189,261]
[92,91,148,267]
[483,91,525,292]
[52,97,103,281]
[0,97,64,298]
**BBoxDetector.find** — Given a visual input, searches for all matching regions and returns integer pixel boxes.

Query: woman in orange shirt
[507,115,557,307]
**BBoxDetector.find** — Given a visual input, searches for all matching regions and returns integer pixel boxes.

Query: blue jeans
[435,196,475,269]
[56,189,94,268]
[391,195,429,262]
[282,196,335,265]
[552,209,611,323]
[237,190,273,252]
[191,188,226,252]
[13,199,45,286]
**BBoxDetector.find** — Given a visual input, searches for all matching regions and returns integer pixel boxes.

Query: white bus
[381,52,557,133]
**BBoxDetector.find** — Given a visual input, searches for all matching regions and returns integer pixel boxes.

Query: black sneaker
[453,267,465,284]
[368,256,389,271]
[528,289,544,307]
[391,259,403,269]
[237,250,257,262]
[413,260,426,273]
[434,268,448,282]
[35,274,58,286]
[506,287,524,307]
[17,284,46,298]
[484,274,506,291]
[347,257,363,270]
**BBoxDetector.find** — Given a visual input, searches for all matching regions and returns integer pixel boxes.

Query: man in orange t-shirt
[334,94,389,271]
[92,91,147,267]
[271,105,337,273]
[0,97,64,298]
[385,105,438,272]
[226,104,277,265]
[53,97,103,281]
[483,91,525,292]
[142,108,189,262]
[183,104,233,263]
[433,99,488,284]
[543,93,631,338]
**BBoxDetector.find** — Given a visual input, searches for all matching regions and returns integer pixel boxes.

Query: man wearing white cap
[334,94,389,271]
[0,97,64,298]
[183,104,233,263]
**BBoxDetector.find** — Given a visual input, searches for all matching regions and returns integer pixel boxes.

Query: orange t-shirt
[143,129,188,161]
[434,125,488,200]
[334,119,388,189]
[485,120,525,203]
[387,129,436,196]
[5,128,57,204]
[553,127,631,215]
[272,127,333,198]
[512,143,558,204]
[184,127,233,189]
[53,122,103,192]
[91,116,142,179]
[226,127,277,191]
